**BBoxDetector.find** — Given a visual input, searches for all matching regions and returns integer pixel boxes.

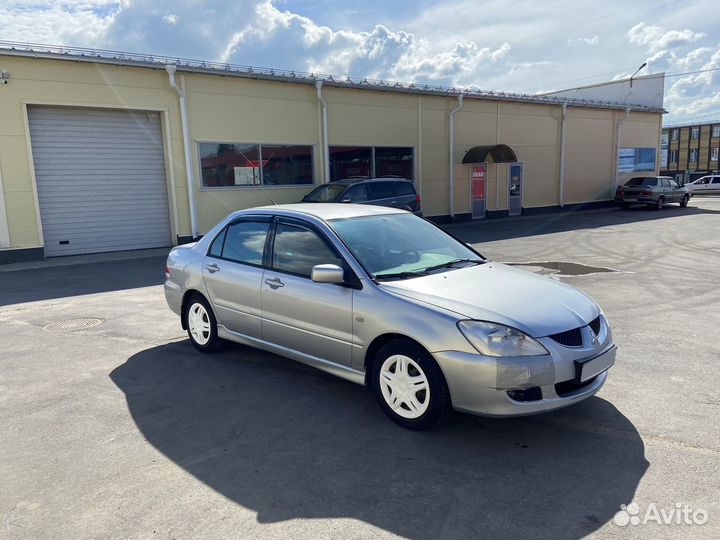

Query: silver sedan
[164,204,616,430]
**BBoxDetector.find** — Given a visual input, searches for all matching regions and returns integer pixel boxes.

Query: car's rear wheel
[680,194,690,208]
[370,339,452,430]
[184,294,224,352]
[655,196,665,210]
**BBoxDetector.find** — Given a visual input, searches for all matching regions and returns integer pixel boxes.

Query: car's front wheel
[680,194,690,207]
[184,294,224,352]
[370,339,452,430]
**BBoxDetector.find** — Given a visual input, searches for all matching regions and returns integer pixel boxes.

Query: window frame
[712,126,720,138]
[691,127,700,140]
[689,148,699,163]
[267,216,360,288]
[198,141,317,190]
[712,147,719,162]
[205,215,274,269]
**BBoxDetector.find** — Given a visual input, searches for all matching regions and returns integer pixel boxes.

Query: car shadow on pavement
[111,341,648,540]
[448,204,720,245]
[0,255,167,307]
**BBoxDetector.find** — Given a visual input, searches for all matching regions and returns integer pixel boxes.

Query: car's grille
[589,315,601,336]
[549,327,583,347]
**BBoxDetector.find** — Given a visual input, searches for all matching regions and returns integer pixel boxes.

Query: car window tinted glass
[208,227,227,257]
[712,178,720,184]
[345,184,369,202]
[391,182,416,197]
[661,179,669,188]
[698,177,710,184]
[329,213,480,277]
[367,182,394,200]
[669,180,679,188]
[625,177,657,187]
[273,223,343,277]
[222,221,270,265]
[303,183,347,202]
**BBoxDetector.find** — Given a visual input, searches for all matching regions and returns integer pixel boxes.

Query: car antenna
[257,180,277,205]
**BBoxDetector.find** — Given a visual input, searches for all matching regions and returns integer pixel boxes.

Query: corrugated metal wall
[28,106,172,256]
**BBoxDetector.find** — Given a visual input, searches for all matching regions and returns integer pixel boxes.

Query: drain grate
[42,318,104,333]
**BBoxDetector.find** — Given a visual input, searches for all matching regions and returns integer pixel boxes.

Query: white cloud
[162,13,178,25]
[627,22,705,53]
[568,35,599,46]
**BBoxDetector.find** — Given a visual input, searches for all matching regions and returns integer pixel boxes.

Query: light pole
[629,62,647,88]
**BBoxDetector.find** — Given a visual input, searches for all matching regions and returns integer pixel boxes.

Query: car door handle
[264,277,284,289]
[205,263,220,273]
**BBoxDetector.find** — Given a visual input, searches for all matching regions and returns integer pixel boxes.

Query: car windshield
[329,213,483,279]
[303,184,347,202]
[624,177,657,187]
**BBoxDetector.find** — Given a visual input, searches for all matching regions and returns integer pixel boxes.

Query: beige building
[0,44,664,262]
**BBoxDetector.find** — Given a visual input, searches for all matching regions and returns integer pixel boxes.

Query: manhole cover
[42,318,104,333]
[509,261,621,276]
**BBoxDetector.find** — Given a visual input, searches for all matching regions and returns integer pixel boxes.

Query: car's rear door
[710,177,720,194]
[366,181,396,208]
[202,216,271,338]
[261,217,354,366]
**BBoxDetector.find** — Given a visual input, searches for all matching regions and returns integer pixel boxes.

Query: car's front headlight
[458,321,549,357]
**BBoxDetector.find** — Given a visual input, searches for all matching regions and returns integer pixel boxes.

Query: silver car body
[164,204,615,417]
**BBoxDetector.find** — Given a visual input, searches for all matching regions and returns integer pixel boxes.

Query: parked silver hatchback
[165,204,616,429]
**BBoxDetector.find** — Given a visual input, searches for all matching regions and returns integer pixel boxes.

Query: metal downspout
[449,94,464,219]
[559,103,567,207]
[613,107,631,192]
[165,65,198,240]
[316,81,330,182]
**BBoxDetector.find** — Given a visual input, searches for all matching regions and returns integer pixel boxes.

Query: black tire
[655,196,665,210]
[370,339,453,430]
[621,202,630,210]
[680,194,690,208]
[183,293,224,353]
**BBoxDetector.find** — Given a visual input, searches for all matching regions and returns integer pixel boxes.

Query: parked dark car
[614,176,690,210]
[302,178,422,214]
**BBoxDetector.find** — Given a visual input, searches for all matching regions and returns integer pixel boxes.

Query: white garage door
[28,106,172,257]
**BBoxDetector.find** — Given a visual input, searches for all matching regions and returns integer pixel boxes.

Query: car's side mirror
[311,264,345,284]
[340,197,352,203]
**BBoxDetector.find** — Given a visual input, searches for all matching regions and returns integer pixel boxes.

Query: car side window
[221,221,270,265]
[669,180,679,189]
[344,184,369,202]
[367,182,394,200]
[208,227,227,257]
[272,222,343,278]
[699,177,710,184]
[391,182,415,197]
[712,178,720,184]
[661,179,670,188]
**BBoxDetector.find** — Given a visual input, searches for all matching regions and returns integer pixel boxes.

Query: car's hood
[378,262,599,337]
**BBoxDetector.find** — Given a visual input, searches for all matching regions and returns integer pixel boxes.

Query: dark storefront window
[329,146,414,181]
[199,142,314,187]
[329,146,371,181]
[375,147,413,179]
[261,145,313,185]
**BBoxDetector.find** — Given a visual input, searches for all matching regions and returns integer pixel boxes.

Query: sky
[1,0,719,123]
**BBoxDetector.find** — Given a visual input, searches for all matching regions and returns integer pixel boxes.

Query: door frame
[507,161,524,217]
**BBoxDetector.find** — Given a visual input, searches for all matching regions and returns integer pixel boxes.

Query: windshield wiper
[374,270,428,281]
[422,258,485,273]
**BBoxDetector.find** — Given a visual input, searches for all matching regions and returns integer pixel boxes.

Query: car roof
[323,177,412,185]
[234,203,408,221]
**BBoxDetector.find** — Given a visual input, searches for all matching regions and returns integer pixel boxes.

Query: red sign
[471,164,486,200]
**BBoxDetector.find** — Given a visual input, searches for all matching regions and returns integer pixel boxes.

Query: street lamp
[629,62,647,88]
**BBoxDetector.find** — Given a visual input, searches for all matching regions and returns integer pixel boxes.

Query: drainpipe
[449,94,464,220]
[165,65,198,240]
[613,107,631,192]
[559,103,567,207]
[316,81,330,182]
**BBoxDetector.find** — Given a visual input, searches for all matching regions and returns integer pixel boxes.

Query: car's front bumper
[433,321,616,417]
